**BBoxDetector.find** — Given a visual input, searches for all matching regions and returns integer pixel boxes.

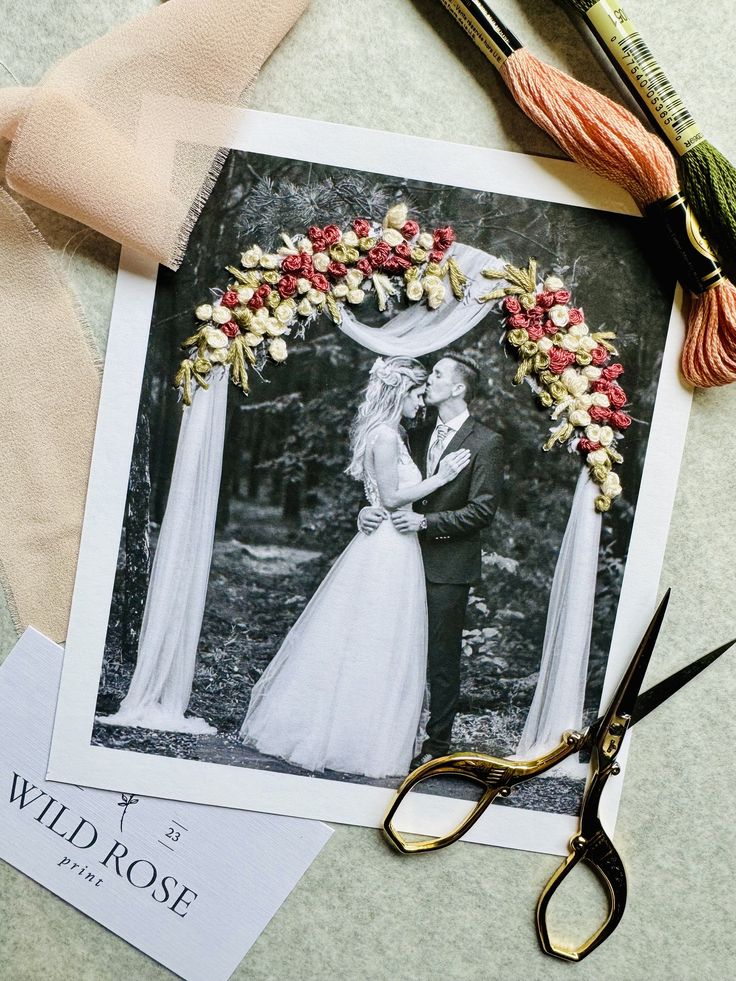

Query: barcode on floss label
[586,1,705,154]
[617,33,700,146]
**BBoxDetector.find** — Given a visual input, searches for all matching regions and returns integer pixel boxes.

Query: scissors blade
[595,589,671,737]
[629,637,736,726]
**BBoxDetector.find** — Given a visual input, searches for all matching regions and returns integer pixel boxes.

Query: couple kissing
[240,350,503,780]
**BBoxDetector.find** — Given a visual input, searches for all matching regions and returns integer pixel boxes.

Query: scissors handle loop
[536,824,627,962]
[383,734,587,854]
[382,756,500,853]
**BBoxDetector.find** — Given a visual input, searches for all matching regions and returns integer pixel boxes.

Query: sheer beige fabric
[0,0,308,641]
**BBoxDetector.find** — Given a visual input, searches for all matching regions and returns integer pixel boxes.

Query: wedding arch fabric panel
[110,240,601,755]
[100,366,229,733]
[515,470,601,764]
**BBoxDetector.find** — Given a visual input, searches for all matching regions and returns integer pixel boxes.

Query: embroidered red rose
[352,218,371,238]
[602,363,625,381]
[221,321,240,338]
[221,290,239,309]
[526,323,545,341]
[433,226,456,250]
[307,225,323,242]
[590,345,609,366]
[608,385,627,409]
[368,242,391,267]
[428,249,445,264]
[503,296,522,315]
[401,220,420,239]
[528,305,545,320]
[610,410,632,429]
[280,254,303,273]
[356,258,374,276]
[277,275,298,298]
[536,291,556,309]
[567,307,584,325]
[588,405,612,423]
[548,347,576,374]
[323,224,342,245]
[248,294,264,310]
[543,318,560,336]
[311,273,330,292]
[311,234,327,253]
[255,284,272,300]
[578,439,601,453]
[327,261,347,279]
[384,255,411,272]
[506,312,529,329]
[554,289,572,304]
[394,242,412,261]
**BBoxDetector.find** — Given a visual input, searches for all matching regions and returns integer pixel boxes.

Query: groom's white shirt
[426,409,469,473]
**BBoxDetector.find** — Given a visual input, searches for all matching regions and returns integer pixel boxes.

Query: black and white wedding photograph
[92,136,673,809]
[46,113,690,848]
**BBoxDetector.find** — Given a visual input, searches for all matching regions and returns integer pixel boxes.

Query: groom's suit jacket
[409,416,503,585]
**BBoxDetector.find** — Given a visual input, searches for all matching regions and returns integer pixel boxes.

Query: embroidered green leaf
[225,265,251,284]
[233,306,255,329]
[225,337,249,395]
[513,358,533,385]
[174,360,193,406]
[325,293,342,324]
[447,257,468,300]
[591,331,619,354]
[181,328,207,350]
[478,289,507,302]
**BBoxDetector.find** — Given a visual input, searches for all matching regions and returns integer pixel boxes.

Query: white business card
[0,628,332,981]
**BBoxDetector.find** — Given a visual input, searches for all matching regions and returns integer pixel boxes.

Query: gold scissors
[383,590,734,960]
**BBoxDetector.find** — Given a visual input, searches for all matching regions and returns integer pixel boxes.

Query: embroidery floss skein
[554,0,736,281]
[437,0,736,387]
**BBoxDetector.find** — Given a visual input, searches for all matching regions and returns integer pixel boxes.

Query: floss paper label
[1,628,332,981]
[47,109,691,855]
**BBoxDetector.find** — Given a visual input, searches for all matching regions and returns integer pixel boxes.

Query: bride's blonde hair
[346,356,428,479]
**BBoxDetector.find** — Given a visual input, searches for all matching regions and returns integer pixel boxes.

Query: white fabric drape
[99,367,229,733]
[101,241,601,745]
[337,244,502,354]
[514,469,602,769]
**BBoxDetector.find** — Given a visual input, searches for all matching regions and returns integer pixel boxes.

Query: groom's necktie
[427,424,451,475]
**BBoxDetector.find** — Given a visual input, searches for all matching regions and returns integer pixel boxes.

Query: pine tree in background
[121,410,151,663]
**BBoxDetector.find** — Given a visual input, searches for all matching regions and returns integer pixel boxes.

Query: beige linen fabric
[0,0,308,641]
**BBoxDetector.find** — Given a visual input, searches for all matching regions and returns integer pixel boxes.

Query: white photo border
[47,107,692,856]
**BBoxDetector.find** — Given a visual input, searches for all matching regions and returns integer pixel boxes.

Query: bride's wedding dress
[240,428,427,779]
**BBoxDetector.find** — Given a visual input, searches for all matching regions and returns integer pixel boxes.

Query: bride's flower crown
[369,357,402,388]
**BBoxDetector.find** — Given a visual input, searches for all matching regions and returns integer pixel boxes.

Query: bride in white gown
[239,356,471,779]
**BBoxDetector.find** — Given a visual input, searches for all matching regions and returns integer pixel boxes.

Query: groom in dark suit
[360,351,504,766]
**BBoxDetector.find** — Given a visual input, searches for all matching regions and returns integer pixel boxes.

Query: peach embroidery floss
[556,0,736,287]
[438,0,736,388]
[501,48,736,388]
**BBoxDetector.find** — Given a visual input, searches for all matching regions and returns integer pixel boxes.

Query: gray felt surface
[1,1,735,979]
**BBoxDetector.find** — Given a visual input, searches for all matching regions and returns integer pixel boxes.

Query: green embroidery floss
[554,0,736,277]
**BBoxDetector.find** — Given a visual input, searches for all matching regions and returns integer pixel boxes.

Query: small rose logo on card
[9,772,198,917]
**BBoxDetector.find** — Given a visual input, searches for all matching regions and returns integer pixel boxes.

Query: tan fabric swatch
[0,0,308,641]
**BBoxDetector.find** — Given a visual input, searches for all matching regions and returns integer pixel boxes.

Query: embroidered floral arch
[179,202,631,512]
